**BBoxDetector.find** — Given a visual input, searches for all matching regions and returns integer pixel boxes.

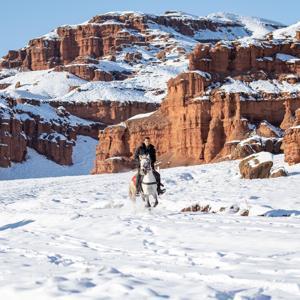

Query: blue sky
[1,0,300,57]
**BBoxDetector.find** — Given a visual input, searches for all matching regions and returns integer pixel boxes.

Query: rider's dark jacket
[134,143,156,167]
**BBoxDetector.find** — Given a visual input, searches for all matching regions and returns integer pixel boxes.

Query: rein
[142,181,157,185]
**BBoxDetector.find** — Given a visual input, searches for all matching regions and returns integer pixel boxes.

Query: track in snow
[0,155,300,299]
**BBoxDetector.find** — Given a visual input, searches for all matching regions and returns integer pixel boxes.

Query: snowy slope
[0,54,188,104]
[59,61,188,103]
[273,21,300,39]
[0,70,86,100]
[206,12,284,39]
[0,154,299,299]
[217,78,300,96]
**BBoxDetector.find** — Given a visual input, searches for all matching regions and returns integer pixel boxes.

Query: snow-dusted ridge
[34,10,285,43]
[217,77,300,96]
[273,21,300,39]
[1,11,297,106]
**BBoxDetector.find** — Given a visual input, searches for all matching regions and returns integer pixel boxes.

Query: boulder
[181,204,211,213]
[257,121,283,138]
[124,52,142,63]
[227,135,283,160]
[239,152,273,179]
[270,167,288,178]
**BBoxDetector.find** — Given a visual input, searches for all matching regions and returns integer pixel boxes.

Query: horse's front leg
[153,192,159,207]
[145,195,151,208]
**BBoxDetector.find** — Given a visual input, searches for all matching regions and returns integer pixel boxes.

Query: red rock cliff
[93,39,300,173]
[0,98,104,167]
[283,108,300,165]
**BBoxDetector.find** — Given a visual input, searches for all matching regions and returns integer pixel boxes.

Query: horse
[129,154,159,208]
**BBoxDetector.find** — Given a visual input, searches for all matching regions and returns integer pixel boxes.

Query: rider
[134,137,165,195]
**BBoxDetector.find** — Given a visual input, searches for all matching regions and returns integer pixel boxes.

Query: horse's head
[139,154,151,175]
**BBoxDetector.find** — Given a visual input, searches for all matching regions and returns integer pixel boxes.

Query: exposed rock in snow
[239,151,273,179]
[270,166,288,178]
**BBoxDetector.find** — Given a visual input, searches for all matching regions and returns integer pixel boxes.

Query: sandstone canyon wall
[93,36,300,173]
[0,12,298,170]
[0,98,105,167]
[283,108,300,165]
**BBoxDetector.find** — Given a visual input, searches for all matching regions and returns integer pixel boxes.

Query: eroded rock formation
[0,12,298,171]
[0,97,104,167]
[283,108,300,165]
[93,39,300,173]
[0,12,283,79]
[50,100,158,124]
[189,41,300,79]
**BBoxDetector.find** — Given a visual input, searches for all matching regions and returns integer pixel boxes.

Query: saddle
[131,175,137,185]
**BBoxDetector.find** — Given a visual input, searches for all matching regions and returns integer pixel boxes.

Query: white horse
[129,154,159,208]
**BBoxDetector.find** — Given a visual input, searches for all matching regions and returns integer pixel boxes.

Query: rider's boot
[158,185,166,195]
[157,179,166,195]
[153,170,166,195]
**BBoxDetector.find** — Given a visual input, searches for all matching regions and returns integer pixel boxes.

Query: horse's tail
[129,181,136,201]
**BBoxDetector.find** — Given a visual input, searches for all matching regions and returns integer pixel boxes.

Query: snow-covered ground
[217,77,300,96]
[0,70,86,100]
[0,154,299,299]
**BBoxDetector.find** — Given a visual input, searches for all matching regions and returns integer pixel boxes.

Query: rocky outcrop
[239,152,273,179]
[229,135,282,160]
[257,120,283,138]
[0,90,159,168]
[180,203,249,216]
[50,100,158,124]
[284,126,300,165]
[189,41,300,79]
[270,167,288,178]
[0,12,283,75]
[35,133,73,165]
[0,83,11,90]
[0,114,27,168]
[283,108,300,165]
[0,97,104,167]
[92,36,300,173]
[0,12,297,172]
[54,63,128,81]
[93,68,300,173]
[0,14,172,71]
